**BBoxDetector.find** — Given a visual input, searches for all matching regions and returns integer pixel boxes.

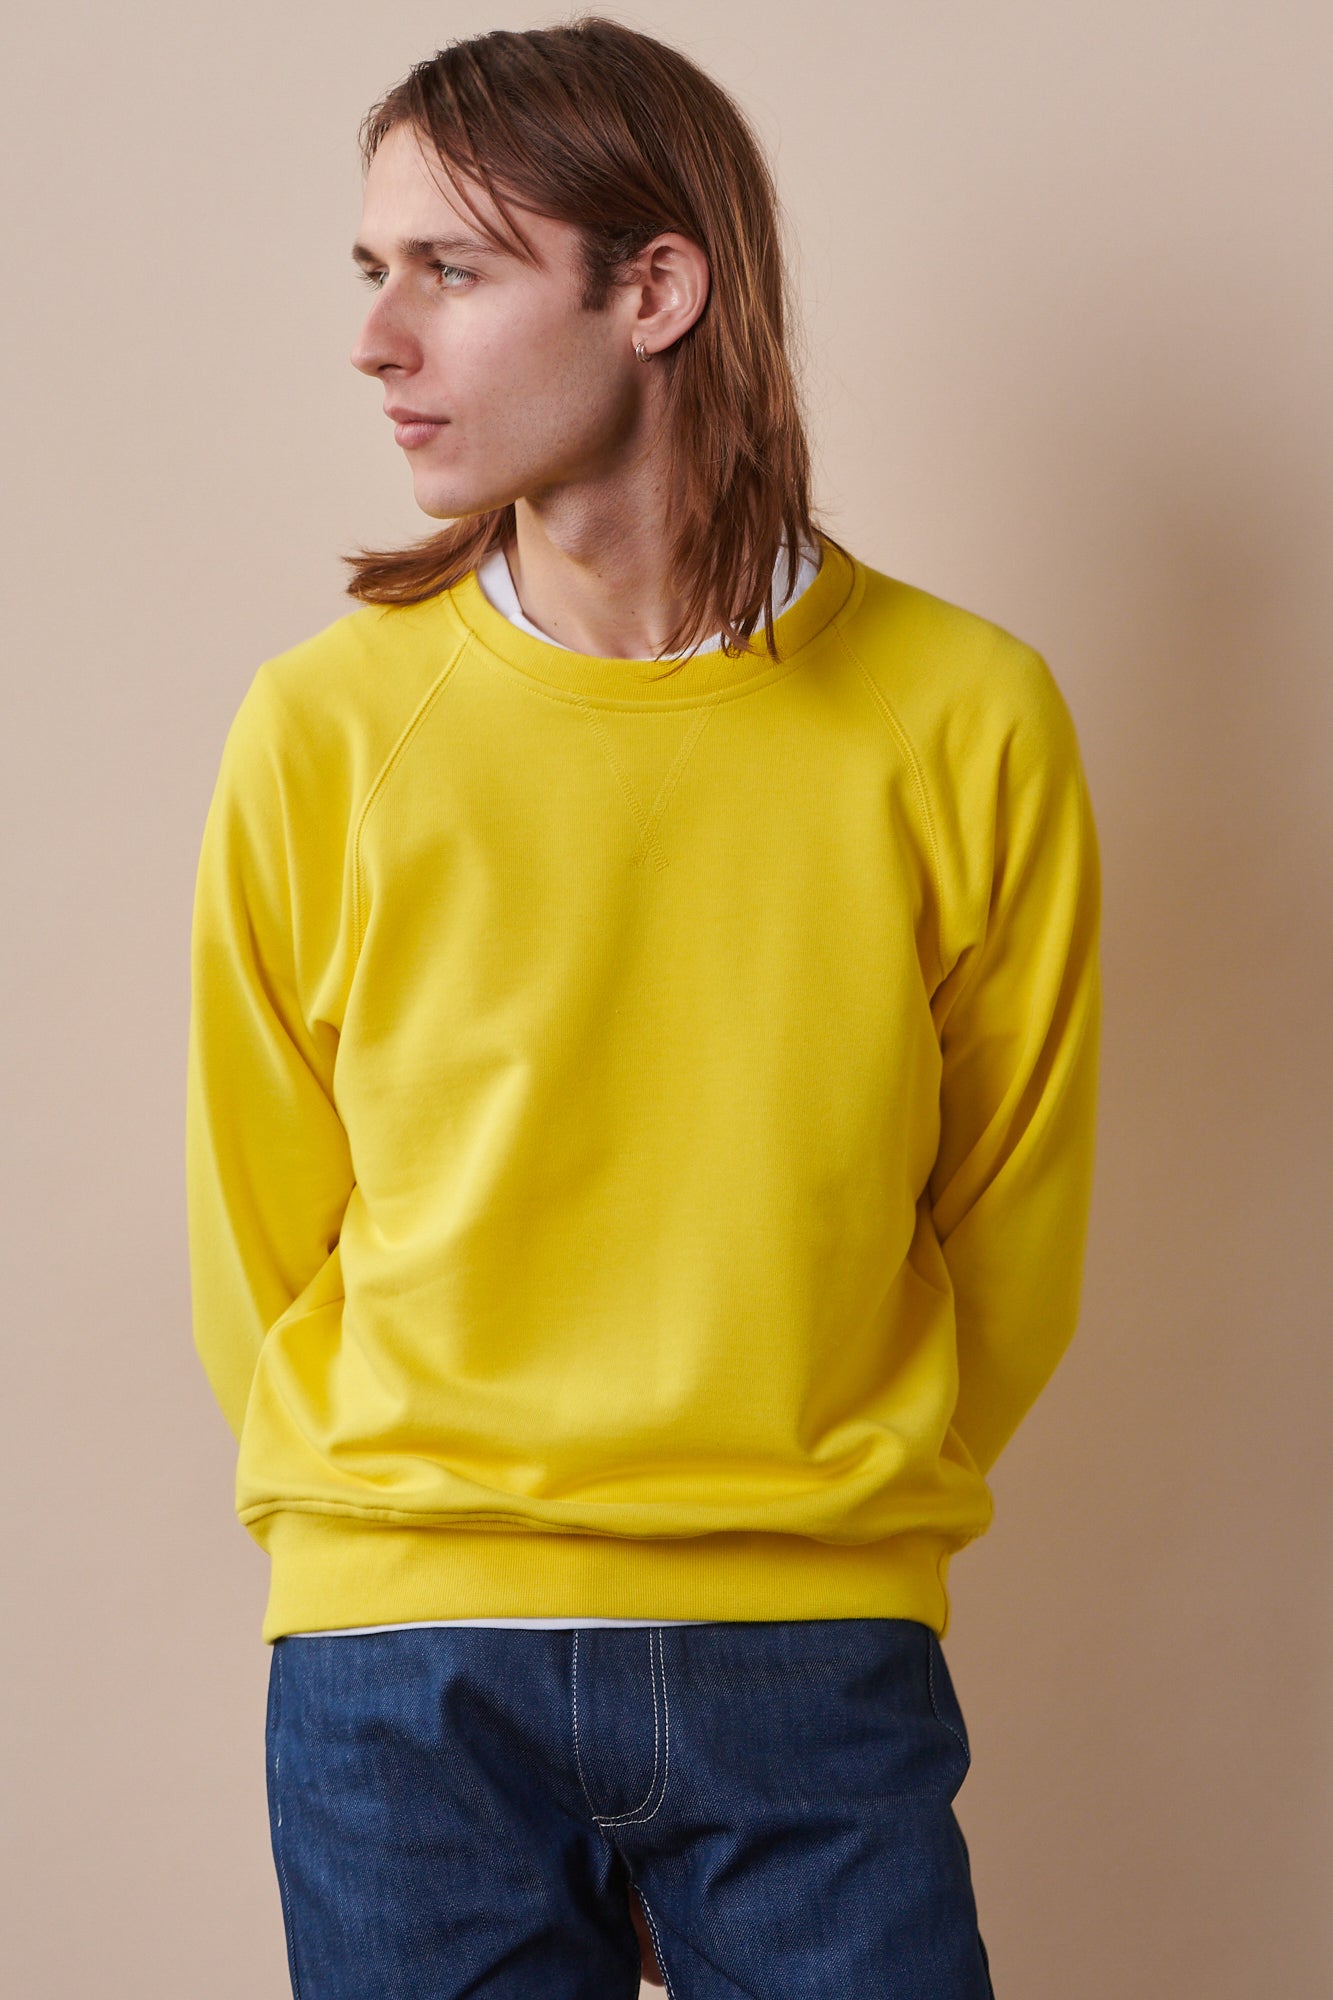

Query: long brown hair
[342,15,844,666]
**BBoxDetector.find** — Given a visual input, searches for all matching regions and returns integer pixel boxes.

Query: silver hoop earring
[634,341,650,362]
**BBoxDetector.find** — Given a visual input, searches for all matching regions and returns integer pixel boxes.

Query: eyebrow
[350,233,506,267]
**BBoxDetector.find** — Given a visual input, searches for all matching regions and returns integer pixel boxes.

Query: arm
[185,667,355,1445]
[928,651,1102,1479]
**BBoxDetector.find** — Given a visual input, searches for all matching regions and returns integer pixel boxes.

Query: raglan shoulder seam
[831,612,1013,990]
[351,626,474,948]
[830,617,947,904]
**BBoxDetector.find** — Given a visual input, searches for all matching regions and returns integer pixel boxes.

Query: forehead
[356,123,572,271]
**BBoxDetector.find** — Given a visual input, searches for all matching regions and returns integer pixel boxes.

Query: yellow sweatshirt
[186,535,1101,1645]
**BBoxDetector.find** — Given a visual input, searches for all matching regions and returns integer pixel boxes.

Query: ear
[626,232,711,357]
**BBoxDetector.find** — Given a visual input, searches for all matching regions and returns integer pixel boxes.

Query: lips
[392,416,448,451]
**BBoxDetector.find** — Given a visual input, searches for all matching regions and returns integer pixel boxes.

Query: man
[187,18,1101,1997]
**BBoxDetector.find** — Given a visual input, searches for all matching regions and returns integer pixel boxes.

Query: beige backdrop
[2,3,1329,1995]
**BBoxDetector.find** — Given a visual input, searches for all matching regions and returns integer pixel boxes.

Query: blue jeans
[266,1617,996,1997]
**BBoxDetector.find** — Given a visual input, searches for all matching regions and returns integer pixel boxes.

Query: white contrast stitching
[597,1628,665,1825]
[570,1631,602,1819]
[599,1627,672,1826]
[572,1628,675,1828]
[597,1628,660,1821]
[637,1890,678,2000]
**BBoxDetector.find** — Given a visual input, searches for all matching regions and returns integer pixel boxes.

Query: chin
[414,479,517,521]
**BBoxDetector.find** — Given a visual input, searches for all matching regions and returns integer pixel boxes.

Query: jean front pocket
[924,1628,972,1780]
[780,1618,972,1805]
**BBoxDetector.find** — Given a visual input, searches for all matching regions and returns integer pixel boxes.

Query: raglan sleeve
[185,665,355,1445]
[926,647,1103,1480]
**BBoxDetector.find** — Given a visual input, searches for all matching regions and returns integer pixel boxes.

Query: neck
[506,476,717,662]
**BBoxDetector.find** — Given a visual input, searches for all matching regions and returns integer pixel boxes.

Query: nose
[349,289,419,379]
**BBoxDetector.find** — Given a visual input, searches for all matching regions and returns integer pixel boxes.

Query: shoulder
[251,592,471,741]
[841,559,1070,733]
[220,591,473,808]
[830,553,1097,982]
[834,555,1085,784]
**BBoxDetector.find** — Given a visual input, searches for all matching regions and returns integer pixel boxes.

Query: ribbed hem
[248,1509,958,1644]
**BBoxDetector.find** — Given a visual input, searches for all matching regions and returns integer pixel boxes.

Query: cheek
[471,316,620,436]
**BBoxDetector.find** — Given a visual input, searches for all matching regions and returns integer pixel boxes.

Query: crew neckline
[446,533,861,707]
[475,540,822,658]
